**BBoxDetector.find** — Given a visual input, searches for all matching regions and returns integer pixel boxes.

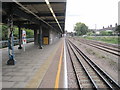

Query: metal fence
[0,38,34,48]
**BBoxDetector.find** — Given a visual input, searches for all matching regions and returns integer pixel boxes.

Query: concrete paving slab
[39,39,64,88]
[8,76,28,82]
[2,39,63,88]
[12,82,27,88]
[2,82,15,88]
[2,76,12,81]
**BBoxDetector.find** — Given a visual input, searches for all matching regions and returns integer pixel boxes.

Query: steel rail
[85,43,120,57]
[78,38,119,49]
[68,39,120,90]
[77,38,119,53]
[88,42,120,52]
[86,39,119,49]
[66,40,81,89]
[67,40,98,89]
[77,40,120,57]
[79,39,119,52]
[68,40,113,89]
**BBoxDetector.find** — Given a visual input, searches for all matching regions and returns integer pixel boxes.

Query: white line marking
[64,38,68,88]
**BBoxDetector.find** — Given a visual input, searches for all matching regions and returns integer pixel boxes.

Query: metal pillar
[18,26,22,49]
[34,30,38,45]
[7,14,16,65]
[39,26,43,49]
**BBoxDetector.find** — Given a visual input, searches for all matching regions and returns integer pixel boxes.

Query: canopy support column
[39,26,43,49]
[18,25,22,49]
[7,13,16,65]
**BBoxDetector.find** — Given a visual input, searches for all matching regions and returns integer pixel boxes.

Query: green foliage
[107,31,113,35]
[25,29,34,38]
[2,25,8,40]
[2,25,34,40]
[74,22,88,36]
[13,27,19,39]
[86,29,95,36]
[82,36,119,44]
[87,32,95,36]
[100,31,107,35]
[100,31,113,36]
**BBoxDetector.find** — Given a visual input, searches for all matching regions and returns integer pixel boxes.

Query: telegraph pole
[95,24,97,36]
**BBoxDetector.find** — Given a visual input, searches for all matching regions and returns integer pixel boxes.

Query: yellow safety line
[54,44,64,89]
[26,42,61,88]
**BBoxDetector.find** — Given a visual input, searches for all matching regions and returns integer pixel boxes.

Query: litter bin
[43,37,49,45]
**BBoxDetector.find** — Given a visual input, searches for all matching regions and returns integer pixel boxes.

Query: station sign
[22,30,26,44]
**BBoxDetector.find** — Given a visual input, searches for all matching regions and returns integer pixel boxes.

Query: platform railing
[0,38,34,48]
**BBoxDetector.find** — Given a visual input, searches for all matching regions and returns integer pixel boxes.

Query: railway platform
[2,1,67,89]
[1,0,120,89]
[1,37,120,89]
[2,38,65,88]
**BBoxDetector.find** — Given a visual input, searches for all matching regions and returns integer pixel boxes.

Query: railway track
[66,39,120,89]
[78,38,119,49]
[73,38,120,57]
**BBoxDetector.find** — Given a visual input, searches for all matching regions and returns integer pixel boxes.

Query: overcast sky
[65,0,120,32]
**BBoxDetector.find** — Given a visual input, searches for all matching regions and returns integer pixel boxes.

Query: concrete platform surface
[2,38,64,88]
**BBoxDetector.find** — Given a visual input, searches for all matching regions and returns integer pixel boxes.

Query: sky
[65,0,120,32]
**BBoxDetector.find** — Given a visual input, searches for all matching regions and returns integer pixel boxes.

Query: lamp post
[95,24,97,36]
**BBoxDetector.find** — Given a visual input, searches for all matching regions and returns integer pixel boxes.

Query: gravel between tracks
[70,37,118,83]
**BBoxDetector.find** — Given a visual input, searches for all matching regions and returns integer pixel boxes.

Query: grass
[109,60,116,66]
[86,48,97,55]
[86,48,108,60]
[81,36,119,44]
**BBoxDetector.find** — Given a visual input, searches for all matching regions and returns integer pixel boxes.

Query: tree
[86,29,95,36]
[74,22,88,36]
[26,29,34,38]
[2,25,8,40]
[2,25,34,40]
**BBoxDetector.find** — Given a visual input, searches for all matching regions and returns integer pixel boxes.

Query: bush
[100,31,113,36]
[2,25,8,40]
[2,25,34,40]
[82,36,119,44]
[26,29,34,38]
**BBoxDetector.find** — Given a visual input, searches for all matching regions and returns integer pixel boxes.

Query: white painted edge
[64,38,68,88]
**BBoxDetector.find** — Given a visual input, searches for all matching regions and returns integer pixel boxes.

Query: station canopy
[2,0,66,33]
